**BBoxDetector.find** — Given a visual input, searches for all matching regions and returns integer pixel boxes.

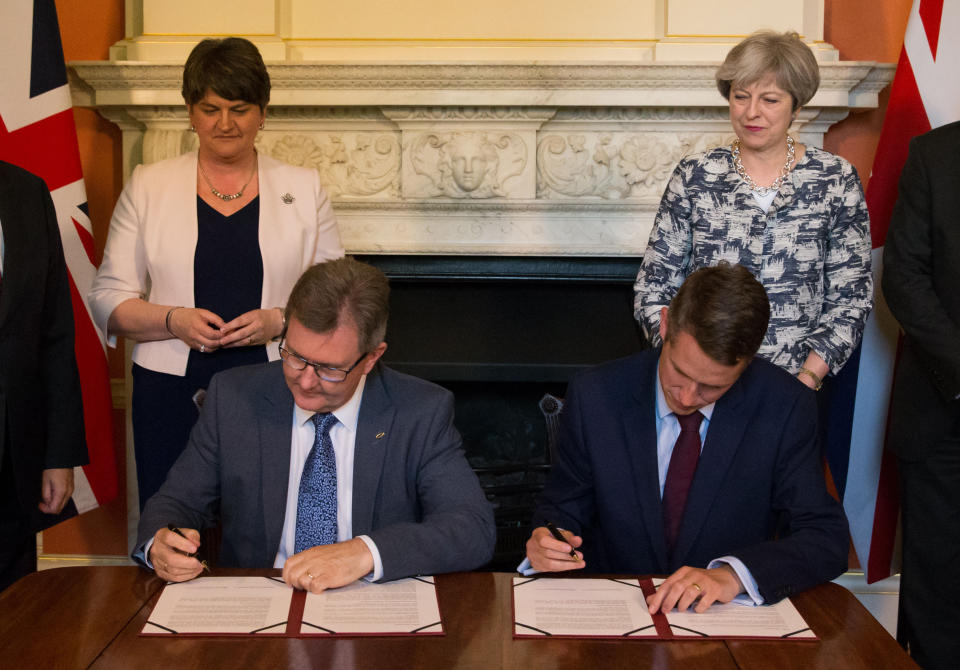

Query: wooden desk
[0,567,917,669]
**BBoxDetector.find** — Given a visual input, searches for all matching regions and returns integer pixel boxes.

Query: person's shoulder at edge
[916,118,960,144]
[0,159,46,186]
[903,119,960,160]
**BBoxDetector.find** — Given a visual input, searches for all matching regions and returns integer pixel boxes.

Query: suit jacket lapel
[672,373,750,567]
[351,365,395,536]
[259,371,295,561]
[626,355,670,572]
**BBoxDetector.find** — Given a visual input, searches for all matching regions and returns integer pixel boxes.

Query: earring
[258,122,264,130]
[190,125,196,132]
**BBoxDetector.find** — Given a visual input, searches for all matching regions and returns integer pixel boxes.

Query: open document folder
[512,577,816,640]
[141,576,442,637]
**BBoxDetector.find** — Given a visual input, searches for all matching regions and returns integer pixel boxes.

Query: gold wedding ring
[691,583,702,593]
[307,573,315,580]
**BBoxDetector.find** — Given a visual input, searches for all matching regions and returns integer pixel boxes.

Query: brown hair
[665,263,769,366]
[716,30,820,111]
[284,258,390,353]
[182,37,270,109]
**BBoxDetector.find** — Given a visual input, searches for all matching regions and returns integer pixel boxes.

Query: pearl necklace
[198,161,257,202]
[731,135,795,195]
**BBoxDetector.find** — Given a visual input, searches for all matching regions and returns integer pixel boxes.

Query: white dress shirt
[520,365,766,606]
[654,369,763,605]
[274,374,384,580]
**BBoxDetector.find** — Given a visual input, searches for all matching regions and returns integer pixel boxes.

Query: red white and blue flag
[0,0,118,513]
[826,0,959,583]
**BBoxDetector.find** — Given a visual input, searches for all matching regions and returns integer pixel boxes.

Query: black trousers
[897,436,960,670]
[0,448,36,593]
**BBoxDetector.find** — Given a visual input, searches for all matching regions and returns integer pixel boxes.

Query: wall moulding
[69,61,894,256]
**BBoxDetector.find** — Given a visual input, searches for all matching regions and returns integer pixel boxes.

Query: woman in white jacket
[90,37,343,509]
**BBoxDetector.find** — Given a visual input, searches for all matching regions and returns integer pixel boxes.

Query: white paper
[512,577,657,637]
[300,576,442,635]
[651,578,815,638]
[664,598,814,638]
[143,576,293,635]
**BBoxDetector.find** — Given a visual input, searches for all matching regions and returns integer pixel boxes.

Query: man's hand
[149,527,204,582]
[38,468,74,514]
[525,526,586,572]
[282,538,374,593]
[646,564,744,614]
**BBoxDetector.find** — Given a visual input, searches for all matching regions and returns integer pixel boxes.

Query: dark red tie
[662,411,704,556]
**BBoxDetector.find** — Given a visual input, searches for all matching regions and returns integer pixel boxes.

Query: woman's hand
[797,352,829,390]
[219,308,284,348]
[168,307,225,352]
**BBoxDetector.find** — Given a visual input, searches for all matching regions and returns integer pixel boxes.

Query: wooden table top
[0,567,917,670]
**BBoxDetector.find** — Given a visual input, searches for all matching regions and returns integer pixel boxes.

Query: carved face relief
[409,130,526,199]
[445,135,496,192]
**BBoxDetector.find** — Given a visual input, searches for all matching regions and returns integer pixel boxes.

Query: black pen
[545,520,580,560]
[167,524,211,572]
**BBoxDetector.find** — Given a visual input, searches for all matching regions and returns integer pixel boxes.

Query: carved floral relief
[255,132,400,198]
[407,131,527,199]
[537,132,733,200]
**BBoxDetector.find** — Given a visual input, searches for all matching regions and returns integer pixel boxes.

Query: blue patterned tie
[295,412,339,553]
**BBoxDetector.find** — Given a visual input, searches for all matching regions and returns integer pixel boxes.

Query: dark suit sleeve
[133,373,224,559]
[731,389,849,602]
[36,178,87,470]
[366,391,495,581]
[882,135,960,401]
[531,379,596,535]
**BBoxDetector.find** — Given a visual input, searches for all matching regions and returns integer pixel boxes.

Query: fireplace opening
[358,255,647,570]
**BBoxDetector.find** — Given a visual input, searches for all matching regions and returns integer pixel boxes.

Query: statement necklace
[198,160,257,202]
[732,135,795,195]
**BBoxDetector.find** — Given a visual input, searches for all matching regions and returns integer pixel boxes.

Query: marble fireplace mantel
[69,60,894,257]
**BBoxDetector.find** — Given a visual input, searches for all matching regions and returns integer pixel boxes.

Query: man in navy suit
[525,263,848,613]
[136,257,494,591]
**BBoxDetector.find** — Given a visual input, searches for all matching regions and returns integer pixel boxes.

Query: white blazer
[89,151,344,376]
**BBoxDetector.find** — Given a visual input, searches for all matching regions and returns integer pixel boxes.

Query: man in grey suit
[136,257,495,592]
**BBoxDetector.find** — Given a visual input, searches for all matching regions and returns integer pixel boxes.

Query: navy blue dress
[132,197,268,509]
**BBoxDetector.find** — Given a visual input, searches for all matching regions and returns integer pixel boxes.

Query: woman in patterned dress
[634,30,872,391]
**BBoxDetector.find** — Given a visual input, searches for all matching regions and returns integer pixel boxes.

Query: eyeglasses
[278,342,368,383]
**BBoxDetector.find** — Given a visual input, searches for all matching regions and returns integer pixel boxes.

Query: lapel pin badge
[375,432,386,439]
[281,193,295,204]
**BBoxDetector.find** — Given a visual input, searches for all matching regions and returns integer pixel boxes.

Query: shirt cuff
[516,556,540,576]
[357,534,383,582]
[134,538,155,570]
[709,556,764,606]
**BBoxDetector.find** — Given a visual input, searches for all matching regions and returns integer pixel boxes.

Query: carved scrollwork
[537,132,733,200]
[257,132,400,198]
[409,131,527,198]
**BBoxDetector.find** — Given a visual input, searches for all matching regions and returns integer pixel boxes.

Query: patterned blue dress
[634,145,873,375]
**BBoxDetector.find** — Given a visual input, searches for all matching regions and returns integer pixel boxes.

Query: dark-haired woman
[90,37,343,508]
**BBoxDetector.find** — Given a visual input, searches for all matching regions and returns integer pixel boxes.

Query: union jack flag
[0,0,118,513]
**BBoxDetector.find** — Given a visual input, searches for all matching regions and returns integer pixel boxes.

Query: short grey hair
[716,30,820,110]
